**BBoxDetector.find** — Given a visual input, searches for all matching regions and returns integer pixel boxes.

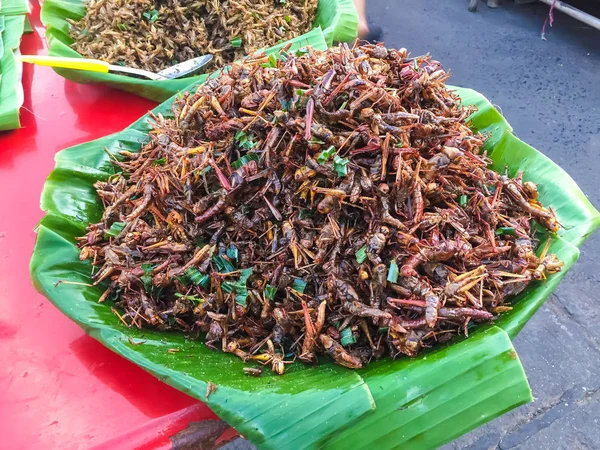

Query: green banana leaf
[0,14,25,131]
[39,0,358,102]
[0,17,4,61]
[30,84,600,449]
[0,0,29,15]
[314,0,358,44]
[23,15,32,33]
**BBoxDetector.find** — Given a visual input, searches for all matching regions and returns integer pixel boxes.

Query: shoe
[364,25,383,44]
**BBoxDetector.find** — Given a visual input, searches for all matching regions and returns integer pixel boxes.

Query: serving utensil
[17,54,213,80]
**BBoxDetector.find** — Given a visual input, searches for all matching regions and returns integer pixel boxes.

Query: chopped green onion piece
[234,131,257,150]
[264,284,277,301]
[316,146,336,164]
[223,268,253,306]
[280,98,292,112]
[141,263,154,292]
[496,226,516,236]
[235,295,248,307]
[239,268,253,282]
[295,47,309,56]
[378,327,389,334]
[230,37,242,48]
[221,281,234,294]
[213,255,236,273]
[117,23,129,31]
[231,152,259,169]
[298,208,314,219]
[340,328,357,346]
[198,274,211,289]
[174,293,203,304]
[185,268,210,288]
[153,157,167,166]
[387,261,399,283]
[292,278,307,293]
[175,275,190,286]
[458,194,468,207]
[226,245,239,263]
[355,245,368,264]
[333,155,349,177]
[284,15,292,23]
[105,222,125,238]
[143,9,159,22]
[262,54,278,69]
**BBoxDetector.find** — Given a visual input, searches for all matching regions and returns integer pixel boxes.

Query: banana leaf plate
[30,82,600,449]
[0,0,30,15]
[24,15,32,33]
[0,14,25,131]
[39,0,358,102]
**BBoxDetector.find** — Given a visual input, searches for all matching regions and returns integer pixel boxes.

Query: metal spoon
[157,55,214,79]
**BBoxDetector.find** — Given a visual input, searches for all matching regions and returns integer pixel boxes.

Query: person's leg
[353,0,370,39]
[353,0,382,42]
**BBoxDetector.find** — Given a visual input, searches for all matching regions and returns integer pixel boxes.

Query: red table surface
[0,3,226,449]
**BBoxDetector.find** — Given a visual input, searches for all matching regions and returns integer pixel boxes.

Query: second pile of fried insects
[79,43,563,374]
[68,0,318,73]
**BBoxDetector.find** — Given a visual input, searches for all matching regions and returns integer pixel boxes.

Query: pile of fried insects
[68,0,318,73]
[78,43,563,374]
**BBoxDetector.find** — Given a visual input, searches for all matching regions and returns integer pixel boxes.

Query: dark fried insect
[68,0,318,73]
[79,44,562,374]
[243,367,263,377]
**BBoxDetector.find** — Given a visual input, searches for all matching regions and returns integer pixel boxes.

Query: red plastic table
[0,3,232,449]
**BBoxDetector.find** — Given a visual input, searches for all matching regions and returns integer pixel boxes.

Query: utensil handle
[18,55,110,73]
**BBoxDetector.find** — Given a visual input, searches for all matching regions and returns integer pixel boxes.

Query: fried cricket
[78,44,562,373]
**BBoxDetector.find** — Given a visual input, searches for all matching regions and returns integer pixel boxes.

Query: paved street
[367,0,600,448]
